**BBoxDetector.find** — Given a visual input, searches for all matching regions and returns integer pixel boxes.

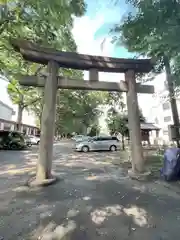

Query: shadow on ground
[0,144,180,239]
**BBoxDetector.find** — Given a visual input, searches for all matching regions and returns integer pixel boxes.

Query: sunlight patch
[85,175,97,181]
[83,196,91,201]
[67,209,79,218]
[0,167,36,176]
[123,205,148,227]
[91,205,123,225]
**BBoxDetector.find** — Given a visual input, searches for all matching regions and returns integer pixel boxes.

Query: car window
[0,131,9,137]
[92,137,98,141]
[98,137,112,141]
[112,136,118,141]
[11,132,24,140]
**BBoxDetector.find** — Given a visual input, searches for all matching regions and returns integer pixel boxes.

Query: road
[0,141,180,239]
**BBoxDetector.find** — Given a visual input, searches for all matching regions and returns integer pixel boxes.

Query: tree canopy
[1,0,88,130]
[106,106,145,149]
[111,0,180,147]
[112,0,180,83]
[55,90,104,136]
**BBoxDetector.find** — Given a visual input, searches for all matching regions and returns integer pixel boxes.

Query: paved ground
[1,141,180,239]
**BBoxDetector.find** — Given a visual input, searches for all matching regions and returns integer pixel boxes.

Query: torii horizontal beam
[11,39,154,73]
[19,75,154,94]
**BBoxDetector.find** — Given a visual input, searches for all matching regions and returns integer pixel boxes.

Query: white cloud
[72,16,124,82]
[72,15,113,56]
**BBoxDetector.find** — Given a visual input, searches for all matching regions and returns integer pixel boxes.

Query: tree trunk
[16,104,23,131]
[36,61,58,181]
[125,70,144,173]
[122,135,125,150]
[164,56,180,147]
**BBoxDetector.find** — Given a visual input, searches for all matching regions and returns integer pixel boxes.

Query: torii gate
[11,39,154,186]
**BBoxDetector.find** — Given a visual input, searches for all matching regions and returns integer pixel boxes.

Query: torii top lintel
[11,39,154,73]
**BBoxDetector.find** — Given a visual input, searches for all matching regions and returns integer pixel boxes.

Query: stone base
[26,175,59,187]
[128,169,152,181]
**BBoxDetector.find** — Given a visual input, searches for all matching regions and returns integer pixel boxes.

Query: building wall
[140,72,180,144]
[0,76,37,127]
[0,118,40,135]
[11,106,37,127]
[0,101,14,121]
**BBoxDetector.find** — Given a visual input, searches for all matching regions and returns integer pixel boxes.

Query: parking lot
[1,140,180,239]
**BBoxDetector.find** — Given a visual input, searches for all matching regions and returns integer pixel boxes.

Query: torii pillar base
[128,169,151,181]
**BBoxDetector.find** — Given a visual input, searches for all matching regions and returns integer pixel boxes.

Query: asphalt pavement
[0,141,180,239]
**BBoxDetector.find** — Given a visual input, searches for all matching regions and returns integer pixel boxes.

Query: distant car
[74,136,120,152]
[0,130,29,150]
[28,135,40,145]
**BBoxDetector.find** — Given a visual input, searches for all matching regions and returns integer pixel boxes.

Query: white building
[0,76,39,134]
[139,72,180,144]
[0,100,15,121]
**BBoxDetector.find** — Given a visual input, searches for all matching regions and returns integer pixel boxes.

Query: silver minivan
[74,136,120,152]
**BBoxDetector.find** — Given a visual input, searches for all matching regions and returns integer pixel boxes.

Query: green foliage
[106,106,145,135]
[0,0,86,75]
[7,79,41,108]
[112,0,180,83]
[106,108,129,136]
[103,92,125,110]
[1,0,86,125]
[55,90,103,135]
[88,124,100,137]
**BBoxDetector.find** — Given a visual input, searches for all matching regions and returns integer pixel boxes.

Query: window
[94,136,118,141]
[11,131,24,140]
[162,102,170,110]
[3,123,11,131]
[164,116,172,122]
[163,130,168,135]
[112,136,118,141]
[30,129,34,135]
[164,81,168,90]
[155,117,159,124]
[0,131,9,137]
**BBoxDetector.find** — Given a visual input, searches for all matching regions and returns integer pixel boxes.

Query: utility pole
[164,55,180,147]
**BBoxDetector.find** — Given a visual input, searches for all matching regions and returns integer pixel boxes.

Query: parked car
[28,135,40,145]
[0,130,29,150]
[23,135,32,147]
[74,136,120,152]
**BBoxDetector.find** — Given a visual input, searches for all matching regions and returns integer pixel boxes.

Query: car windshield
[24,135,31,139]
[75,135,83,138]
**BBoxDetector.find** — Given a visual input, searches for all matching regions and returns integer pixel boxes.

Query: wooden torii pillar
[11,39,154,186]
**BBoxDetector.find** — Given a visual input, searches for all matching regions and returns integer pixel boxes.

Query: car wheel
[110,145,117,152]
[81,146,89,152]
[37,141,40,145]
[10,143,18,150]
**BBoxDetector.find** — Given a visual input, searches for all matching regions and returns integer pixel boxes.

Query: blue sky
[85,0,134,58]
[72,0,135,82]
[72,1,162,119]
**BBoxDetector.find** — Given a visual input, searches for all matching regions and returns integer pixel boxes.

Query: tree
[1,1,86,129]
[106,109,128,150]
[7,79,42,130]
[106,107,145,150]
[55,90,103,136]
[0,0,86,76]
[103,92,125,110]
[112,0,180,146]
[88,124,100,137]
